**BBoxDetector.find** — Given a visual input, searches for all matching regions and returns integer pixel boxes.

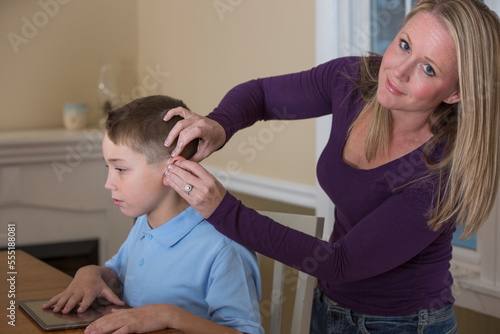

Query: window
[370,0,414,54]
[316,0,500,318]
[452,226,477,250]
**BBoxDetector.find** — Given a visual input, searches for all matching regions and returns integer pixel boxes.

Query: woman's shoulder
[316,56,363,78]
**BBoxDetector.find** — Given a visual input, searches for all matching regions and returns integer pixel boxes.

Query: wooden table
[0,250,179,333]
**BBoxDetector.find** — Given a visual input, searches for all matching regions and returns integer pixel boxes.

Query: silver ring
[185,184,193,195]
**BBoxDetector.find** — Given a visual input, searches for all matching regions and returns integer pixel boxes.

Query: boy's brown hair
[105,95,198,163]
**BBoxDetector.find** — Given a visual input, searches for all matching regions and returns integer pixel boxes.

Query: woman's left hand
[164,160,227,219]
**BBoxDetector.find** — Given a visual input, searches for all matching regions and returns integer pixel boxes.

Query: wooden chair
[257,211,324,334]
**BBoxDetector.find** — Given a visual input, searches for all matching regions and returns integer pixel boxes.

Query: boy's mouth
[112,198,124,206]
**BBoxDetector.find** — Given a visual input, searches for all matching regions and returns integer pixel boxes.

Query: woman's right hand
[165,158,227,219]
[163,107,226,162]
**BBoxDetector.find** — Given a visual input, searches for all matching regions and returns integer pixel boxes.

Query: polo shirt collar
[137,207,205,248]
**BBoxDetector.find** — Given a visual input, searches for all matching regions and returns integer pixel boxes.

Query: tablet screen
[18,298,122,331]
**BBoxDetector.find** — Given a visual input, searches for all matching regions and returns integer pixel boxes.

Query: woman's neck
[390,108,432,136]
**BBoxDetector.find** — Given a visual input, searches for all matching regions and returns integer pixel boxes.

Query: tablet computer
[18,298,122,331]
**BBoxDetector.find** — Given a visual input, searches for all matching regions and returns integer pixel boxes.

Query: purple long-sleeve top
[206,56,455,316]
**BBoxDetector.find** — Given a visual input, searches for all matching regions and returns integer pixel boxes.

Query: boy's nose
[104,175,116,191]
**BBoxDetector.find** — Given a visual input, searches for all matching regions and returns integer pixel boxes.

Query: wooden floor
[455,306,500,334]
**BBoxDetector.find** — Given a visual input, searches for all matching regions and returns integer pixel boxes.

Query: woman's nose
[393,59,411,82]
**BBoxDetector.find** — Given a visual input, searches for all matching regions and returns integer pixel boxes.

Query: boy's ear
[168,156,186,165]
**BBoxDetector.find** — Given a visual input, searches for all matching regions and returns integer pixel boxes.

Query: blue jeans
[310,287,458,334]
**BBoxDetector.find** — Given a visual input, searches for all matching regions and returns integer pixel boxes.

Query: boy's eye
[104,164,125,173]
[399,39,410,52]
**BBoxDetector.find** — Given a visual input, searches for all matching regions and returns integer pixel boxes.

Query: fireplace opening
[13,239,99,277]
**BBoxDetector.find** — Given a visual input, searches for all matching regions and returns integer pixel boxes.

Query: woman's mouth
[385,77,404,96]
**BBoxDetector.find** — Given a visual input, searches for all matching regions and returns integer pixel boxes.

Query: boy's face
[102,133,169,219]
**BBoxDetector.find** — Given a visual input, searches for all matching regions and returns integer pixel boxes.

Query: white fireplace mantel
[0,128,132,264]
[0,128,104,165]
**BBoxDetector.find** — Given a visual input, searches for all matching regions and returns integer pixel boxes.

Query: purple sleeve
[207,191,448,283]
[204,56,449,283]
[206,57,358,142]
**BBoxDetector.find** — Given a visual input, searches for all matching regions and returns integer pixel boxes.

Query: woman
[163,0,500,332]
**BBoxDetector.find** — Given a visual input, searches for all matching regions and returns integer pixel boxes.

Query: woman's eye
[116,168,125,173]
[399,39,410,52]
[424,64,435,76]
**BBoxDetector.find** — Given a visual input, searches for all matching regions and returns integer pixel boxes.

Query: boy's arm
[205,243,263,333]
[164,306,246,334]
[84,304,247,334]
[42,265,125,313]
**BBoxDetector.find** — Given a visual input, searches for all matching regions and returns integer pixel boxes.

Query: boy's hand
[42,265,125,313]
[84,304,171,334]
[85,304,245,334]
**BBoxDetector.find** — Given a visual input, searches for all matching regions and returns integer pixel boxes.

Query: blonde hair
[353,0,500,238]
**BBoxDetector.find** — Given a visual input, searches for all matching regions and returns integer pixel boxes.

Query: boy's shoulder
[189,220,240,249]
[133,210,256,260]
[184,219,257,261]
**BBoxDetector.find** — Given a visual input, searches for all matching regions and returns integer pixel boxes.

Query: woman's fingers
[163,107,198,153]
[165,160,226,218]
[165,163,199,200]
[163,107,226,163]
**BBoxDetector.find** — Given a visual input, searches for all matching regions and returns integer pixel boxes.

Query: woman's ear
[443,89,461,105]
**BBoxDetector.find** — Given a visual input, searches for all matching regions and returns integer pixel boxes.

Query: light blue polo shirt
[105,207,263,334]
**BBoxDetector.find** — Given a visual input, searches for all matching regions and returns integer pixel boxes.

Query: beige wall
[137,0,317,185]
[0,0,138,131]
[1,0,316,183]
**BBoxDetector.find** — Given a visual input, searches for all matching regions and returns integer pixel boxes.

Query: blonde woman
[163,0,500,333]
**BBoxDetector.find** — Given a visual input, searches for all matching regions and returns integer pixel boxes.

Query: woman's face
[377,11,461,116]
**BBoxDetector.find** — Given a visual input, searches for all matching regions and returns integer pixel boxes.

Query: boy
[43,95,263,334]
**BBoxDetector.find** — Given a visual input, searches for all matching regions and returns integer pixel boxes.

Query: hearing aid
[168,155,186,165]
[164,156,186,184]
